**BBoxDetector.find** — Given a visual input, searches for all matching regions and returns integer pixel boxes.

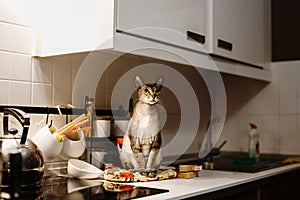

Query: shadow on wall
[222,74,269,118]
[216,73,270,152]
[94,53,212,155]
[93,52,270,155]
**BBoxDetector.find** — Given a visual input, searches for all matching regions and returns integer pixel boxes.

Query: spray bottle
[248,123,260,161]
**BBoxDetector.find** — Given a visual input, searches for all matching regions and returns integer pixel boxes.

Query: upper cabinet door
[34,0,114,57]
[117,0,270,69]
[211,0,270,68]
[33,0,270,80]
[116,0,210,54]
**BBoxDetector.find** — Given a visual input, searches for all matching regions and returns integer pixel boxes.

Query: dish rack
[0,100,127,172]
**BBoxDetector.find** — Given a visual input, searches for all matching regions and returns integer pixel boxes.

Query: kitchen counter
[130,163,300,199]
[4,162,300,199]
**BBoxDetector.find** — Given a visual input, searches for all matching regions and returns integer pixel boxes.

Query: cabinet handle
[217,39,233,51]
[187,31,205,44]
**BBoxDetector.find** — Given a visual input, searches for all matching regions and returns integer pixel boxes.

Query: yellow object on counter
[176,165,202,179]
[178,171,198,179]
[178,165,203,172]
[282,157,300,164]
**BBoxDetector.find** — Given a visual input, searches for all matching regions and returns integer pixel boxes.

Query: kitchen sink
[208,152,293,173]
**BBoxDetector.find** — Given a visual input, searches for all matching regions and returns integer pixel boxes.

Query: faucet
[204,140,227,169]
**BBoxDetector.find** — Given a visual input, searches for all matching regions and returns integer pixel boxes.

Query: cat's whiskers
[156,99,165,107]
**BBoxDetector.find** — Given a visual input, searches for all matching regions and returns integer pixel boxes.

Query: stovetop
[1,176,168,200]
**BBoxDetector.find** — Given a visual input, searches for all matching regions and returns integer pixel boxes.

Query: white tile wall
[9,81,31,106]
[280,96,297,114]
[10,53,32,81]
[0,80,9,104]
[1,0,300,156]
[71,52,89,85]
[260,115,280,153]
[0,2,76,137]
[219,61,300,155]
[9,25,32,54]
[0,51,9,79]
[0,22,13,52]
[53,57,72,106]
[32,83,52,106]
[279,115,298,154]
[32,58,53,84]
[28,55,300,156]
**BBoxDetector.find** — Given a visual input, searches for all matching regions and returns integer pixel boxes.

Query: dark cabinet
[215,188,259,200]
[260,169,300,200]
[272,0,300,61]
[186,169,300,200]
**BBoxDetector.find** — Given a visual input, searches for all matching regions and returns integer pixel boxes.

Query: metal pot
[1,108,44,190]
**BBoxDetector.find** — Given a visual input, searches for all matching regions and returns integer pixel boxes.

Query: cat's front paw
[145,167,158,172]
[123,162,134,170]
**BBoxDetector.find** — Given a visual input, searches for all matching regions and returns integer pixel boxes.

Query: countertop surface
[6,162,300,199]
[130,163,300,200]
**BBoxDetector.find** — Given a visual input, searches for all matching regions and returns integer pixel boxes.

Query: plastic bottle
[248,123,260,161]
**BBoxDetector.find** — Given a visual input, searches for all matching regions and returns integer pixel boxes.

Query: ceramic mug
[30,125,63,161]
[60,130,86,160]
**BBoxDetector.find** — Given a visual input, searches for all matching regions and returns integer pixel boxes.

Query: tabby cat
[120,75,164,170]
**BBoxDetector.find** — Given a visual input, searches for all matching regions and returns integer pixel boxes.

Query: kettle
[1,108,44,189]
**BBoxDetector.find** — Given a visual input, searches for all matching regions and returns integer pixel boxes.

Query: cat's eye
[144,88,149,93]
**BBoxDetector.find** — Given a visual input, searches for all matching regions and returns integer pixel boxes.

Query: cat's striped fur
[120,75,164,170]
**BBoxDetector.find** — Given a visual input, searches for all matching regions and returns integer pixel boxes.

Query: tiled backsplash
[0,3,87,137]
[1,1,300,156]
[218,61,300,155]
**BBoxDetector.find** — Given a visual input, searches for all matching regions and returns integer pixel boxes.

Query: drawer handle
[187,31,205,44]
[217,39,233,51]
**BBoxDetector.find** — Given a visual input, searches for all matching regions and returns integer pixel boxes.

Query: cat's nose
[149,97,156,102]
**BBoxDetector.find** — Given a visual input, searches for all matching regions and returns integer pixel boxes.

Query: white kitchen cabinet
[33,0,114,57]
[116,0,210,54]
[116,0,270,69]
[33,0,271,81]
[211,0,269,68]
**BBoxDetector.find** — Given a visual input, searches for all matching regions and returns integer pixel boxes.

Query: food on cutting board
[103,167,178,182]
[103,182,135,192]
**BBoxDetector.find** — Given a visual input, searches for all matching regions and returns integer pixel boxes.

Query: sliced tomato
[119,171,134,179]
[120,185,134,191]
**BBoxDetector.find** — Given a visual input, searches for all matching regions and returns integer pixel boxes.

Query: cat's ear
[155,76,164,86]
[135,75,144,88]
